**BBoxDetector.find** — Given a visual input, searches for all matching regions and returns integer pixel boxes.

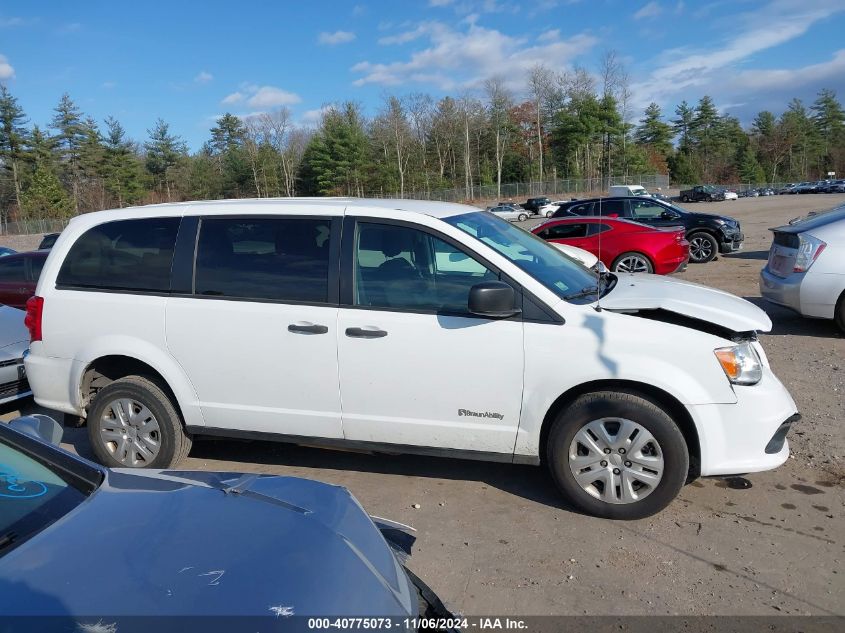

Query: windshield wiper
[563,285,600,300]
[0,531,16,552]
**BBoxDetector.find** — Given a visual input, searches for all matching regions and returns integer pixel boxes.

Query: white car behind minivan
[24,198,798,519]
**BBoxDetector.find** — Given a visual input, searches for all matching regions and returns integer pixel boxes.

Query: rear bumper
[23,349,82,415]
[759,266,804,314]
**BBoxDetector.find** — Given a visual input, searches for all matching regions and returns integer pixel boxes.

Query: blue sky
[1,0,844,150]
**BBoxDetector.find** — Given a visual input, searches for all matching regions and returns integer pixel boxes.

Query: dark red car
[0,250,48,309]
[532,217,689,275]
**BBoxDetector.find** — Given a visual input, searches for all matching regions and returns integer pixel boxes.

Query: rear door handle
[288,322,328,335]
[345,326,388,339]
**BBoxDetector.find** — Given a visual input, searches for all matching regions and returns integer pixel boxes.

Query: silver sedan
[486,204,529,222]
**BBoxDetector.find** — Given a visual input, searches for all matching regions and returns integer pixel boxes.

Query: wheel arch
[538,379,701,479]
[77,351,202,428]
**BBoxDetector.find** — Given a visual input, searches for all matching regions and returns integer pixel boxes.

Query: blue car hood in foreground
[0,467,416,618]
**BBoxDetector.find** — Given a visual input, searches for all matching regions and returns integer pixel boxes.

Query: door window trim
[339,216,562,324]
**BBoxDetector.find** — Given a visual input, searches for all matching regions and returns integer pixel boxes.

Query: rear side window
[541,223,588,239]
[195,217,331,303]
[57,218,180,291]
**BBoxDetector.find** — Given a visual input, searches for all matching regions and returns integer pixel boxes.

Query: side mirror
[468,281,521,318]
[660,211,675,219]
[9,414,64,445]
[608,213,619,218]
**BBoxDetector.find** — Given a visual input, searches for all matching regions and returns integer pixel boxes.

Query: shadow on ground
[745,296,843,338]
[724,249,769,261]
[23,410,580,513]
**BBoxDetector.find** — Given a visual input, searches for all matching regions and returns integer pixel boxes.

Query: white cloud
[221,91,244,104]
[352,4,367,15]
[378,24,430,45]
[352,21,596,91]
[300,107,331,126]
[634,1,662,20]
[0,16,26,27]
[725,49,845,94]
[58,22,81,33]
[428,0,454,6]
[194,71,213,84]
[0,54,14,80]
[630,0,845,109]
[247,86,302,108]
[101,81,116,89]
[318,30,356,45]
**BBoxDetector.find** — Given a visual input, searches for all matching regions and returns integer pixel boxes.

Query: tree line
[1,60,843,222]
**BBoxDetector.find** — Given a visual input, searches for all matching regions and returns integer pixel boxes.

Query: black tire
[518,213,528,222]
[688,231,718,263]
[87,375,190,469]
[546,391,689,520]
[611,251,653,274]
[681,195,689,203]
[835,292,845,333]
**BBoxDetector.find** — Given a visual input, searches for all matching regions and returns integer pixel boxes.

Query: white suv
[24,199,798,519]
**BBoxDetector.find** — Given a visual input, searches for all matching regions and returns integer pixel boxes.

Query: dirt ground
[1,194,843,616]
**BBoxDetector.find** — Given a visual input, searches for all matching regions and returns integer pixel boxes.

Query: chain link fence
[368,174,671,203]
[1,218,70,236]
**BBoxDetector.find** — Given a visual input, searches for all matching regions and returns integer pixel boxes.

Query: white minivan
[24,199,798,519]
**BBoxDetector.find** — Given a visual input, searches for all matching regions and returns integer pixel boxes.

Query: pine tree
[810,89,844,176]
[145,118,187,201]
[671,101,694,153]
[0,85,29,211]
[102,117,144,207]
[20,163,73,220]
[635,103,673,155]
[50,93,86,212]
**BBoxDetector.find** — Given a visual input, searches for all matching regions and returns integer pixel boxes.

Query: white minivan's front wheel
[87,375,191,469]
[547,391,688,519]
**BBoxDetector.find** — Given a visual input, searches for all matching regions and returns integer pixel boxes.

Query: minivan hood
[602,273,771,333]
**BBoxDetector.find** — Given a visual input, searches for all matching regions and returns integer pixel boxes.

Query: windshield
[445,212,604,303]
[0,436,87,556]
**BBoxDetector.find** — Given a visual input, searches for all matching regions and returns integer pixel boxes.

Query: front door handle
[288,322,328,335]
[345,326,388,339]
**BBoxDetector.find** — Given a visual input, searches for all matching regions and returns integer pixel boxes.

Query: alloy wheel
[615,255,649,273]
[690,236,713,261]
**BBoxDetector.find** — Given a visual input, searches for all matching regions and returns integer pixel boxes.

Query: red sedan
[0,250,48,309]
[532,217,689,275]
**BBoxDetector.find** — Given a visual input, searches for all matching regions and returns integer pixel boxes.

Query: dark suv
[523,197,552,215]
[553,196,744,263]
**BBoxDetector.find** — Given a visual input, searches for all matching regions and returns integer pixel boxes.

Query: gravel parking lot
[1,193,843,616]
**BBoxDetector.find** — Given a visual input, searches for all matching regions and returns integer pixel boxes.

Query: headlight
[714,342,762,385]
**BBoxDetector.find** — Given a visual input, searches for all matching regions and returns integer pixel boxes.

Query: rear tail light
[25,296,44,342]
[793,234,826,272]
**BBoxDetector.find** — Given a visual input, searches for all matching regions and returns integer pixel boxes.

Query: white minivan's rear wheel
[87,375,191,469]
[546,391,688,519]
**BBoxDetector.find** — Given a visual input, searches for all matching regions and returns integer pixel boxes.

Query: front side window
[445,212,599,302]
[195,217,331,303]
[57,218,180,291]
[631,200,671,220]
[354,223,497,314]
